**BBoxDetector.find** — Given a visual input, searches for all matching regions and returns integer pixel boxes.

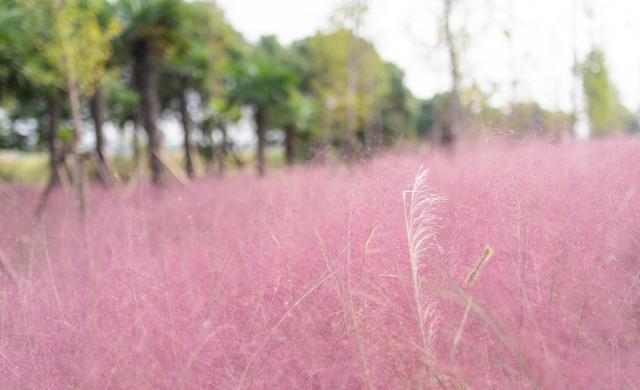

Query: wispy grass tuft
[402,167,444,385]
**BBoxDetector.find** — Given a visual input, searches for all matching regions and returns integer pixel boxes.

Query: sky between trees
[219,0,640,112]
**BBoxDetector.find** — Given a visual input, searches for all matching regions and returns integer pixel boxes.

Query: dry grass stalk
[451,246,493,360]
[465,246,493,288]
[402,167,444,386]
[316,231,374,390]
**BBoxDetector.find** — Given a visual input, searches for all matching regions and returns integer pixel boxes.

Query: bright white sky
[217,0,640,113]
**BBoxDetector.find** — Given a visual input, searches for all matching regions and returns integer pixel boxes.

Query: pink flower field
[0,137,639,389]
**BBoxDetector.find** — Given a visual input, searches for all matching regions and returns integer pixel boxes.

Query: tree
[333,0,368,158]
[439,0,462,146]
[279,91,314,166]
[579,49,628,136]
[158,0,244,178]
[18,0,118,211]
[251,36,312,166]
[293,29,391,156]
[416,93,450,140]
[115,0,190,184]
[160,49,201,179]
[0,0,23,103]
[1,1,65,194]
[158,3,204,179]
[203,96,242,174]
[230,38,298,175]
[90,2,123,186]
[379,63,418,145]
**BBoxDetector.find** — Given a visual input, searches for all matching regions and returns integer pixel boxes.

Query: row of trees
[0,0,637,200]
[1,1,423,185]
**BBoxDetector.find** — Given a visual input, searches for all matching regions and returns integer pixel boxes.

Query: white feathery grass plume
[402,167,444,382]
[403,167,444,280]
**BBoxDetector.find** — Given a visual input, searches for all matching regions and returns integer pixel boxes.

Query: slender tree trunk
[179,85,195,178]
[90,86,112,186]
[133,41,163,184]
[36,95,63,215]
[570,0,580,139]
[47,96,62,186]
[201,118,215,172]
[132,112,142,168]
[284,123,296,166]
[363,76,380,151]
[314,103,331,165]
[90,87,106,163]
[442,0,459,146]
[345,25,360,159]
[217,121,229,175]
[66,74,87,214]
[206,131,215,172]
[255,106,267,176]
[344,0,368,158]
[363,112,381,153]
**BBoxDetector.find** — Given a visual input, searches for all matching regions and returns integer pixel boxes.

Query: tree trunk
[179,86,195,178]
[363,77,381,152]
[217,121,229,175]
[47,96,62,186]
[202,121,214,172]
[66,74,87,214]
[284,123,296,166]
[35,95,64,215]
[132,112,142,169]
[569,0,579,139]
[363,113,382,154]
[345,25,360,159]
[442,0,459,146]
[90,86,112,186]
[255,107,267,176]
[133,41,163,184]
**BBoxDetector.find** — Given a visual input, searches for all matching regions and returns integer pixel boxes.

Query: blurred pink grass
[0,137,639,388]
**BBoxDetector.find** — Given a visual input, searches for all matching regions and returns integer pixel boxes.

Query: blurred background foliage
[0,0,638,183]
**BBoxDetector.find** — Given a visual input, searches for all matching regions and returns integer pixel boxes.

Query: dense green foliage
[579,49,638,135]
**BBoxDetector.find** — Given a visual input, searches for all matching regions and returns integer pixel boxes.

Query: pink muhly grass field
[0,137,639,389]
